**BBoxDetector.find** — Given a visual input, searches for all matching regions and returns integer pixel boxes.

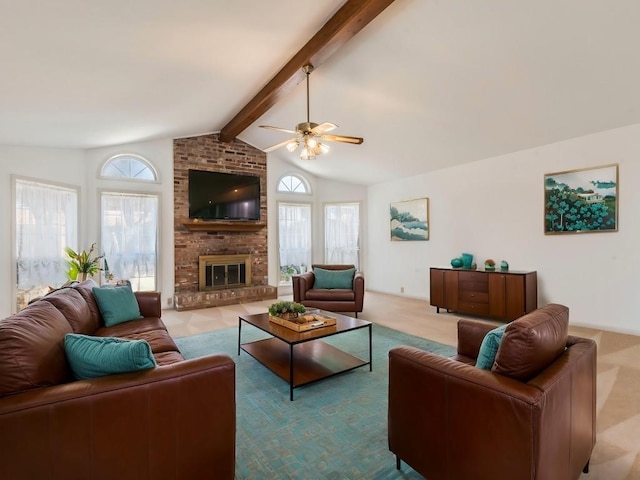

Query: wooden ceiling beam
[219,0,396,143]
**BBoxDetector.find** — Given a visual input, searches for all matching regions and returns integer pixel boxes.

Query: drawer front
[459,281,488,294]
[459,291,489,303]
[459,271,487,283]
[458,301,490,315]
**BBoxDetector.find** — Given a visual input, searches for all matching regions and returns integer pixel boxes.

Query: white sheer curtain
[101,192,158,291]
[325,203,360,267]
[15,179,78,296]
[278,202,311,283]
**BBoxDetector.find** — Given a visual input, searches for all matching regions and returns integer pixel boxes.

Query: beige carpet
[163,291,640,480]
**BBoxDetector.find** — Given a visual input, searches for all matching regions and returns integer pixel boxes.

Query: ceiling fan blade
[259,125,298,134]
[321,134,364,145]
[311,122,338,134]
[263,138,296,152]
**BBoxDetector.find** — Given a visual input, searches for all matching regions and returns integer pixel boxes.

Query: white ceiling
[1,0,639,185]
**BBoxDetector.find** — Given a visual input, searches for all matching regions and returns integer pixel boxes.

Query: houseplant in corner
[64,243,104,281]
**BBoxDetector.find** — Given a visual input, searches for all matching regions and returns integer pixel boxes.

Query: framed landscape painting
[390,198,429,241]
[544,163,618,234]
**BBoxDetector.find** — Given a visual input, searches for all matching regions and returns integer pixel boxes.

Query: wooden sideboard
[430,267,537,321]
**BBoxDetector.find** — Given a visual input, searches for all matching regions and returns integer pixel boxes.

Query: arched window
[101,154,158,182]
[277,174,310,194]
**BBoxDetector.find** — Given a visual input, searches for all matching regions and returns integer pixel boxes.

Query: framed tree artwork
[390,198,429,241]
[544,164,618,234]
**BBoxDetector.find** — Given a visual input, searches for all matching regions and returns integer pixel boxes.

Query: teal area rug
[175,323,455,479]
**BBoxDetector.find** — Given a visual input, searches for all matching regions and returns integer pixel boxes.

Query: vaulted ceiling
[1,0,639,185]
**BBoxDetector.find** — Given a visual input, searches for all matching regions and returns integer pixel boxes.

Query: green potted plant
[268,301,306,320]
[64,243,104,281]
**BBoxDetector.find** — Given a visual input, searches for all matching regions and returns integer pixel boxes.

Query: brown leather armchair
[388,304,596,480]
[292,264,364,317]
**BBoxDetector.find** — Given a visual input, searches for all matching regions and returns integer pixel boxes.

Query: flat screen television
[188,169,260,221]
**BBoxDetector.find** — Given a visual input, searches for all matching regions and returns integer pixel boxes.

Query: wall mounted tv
[188,169,261,221]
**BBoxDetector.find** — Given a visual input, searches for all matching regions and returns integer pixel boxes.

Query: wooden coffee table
[238,310,372,400]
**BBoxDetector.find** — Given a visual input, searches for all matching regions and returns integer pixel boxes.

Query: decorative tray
[268,312,337,332]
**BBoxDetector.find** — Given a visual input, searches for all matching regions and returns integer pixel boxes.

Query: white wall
[0,145,86,317]
[368,123,640,335]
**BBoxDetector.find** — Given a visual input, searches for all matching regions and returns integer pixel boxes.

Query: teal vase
[461,253,473,269]
[451,257,463,268]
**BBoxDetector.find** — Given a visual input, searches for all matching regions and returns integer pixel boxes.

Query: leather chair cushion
[493,303,569,381]
[97,326,180,355]
[0,301,73,396]
[73,279,103,328]
[305,289,355,301]
[40,287,95,335]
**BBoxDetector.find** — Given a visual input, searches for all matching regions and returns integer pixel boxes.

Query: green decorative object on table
[484,259,496,271]
[450,257,463,268]
[500,260,509,271]
[461,253,474,269]
[268,301,306,319]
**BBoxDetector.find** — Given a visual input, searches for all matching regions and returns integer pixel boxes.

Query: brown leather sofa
[292,264,365,317]
[388,304,596,480]
[0,280,235,480]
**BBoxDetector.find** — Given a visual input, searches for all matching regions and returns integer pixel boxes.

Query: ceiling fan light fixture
[260,64,363,158]
[305,137,318,149]
[300,147,315,161]
[285,140,299,152]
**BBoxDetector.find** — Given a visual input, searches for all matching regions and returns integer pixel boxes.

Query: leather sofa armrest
[456,318,499,359]
[0,354,236,480]
[353,271,365,310]
[293,272,315,302]
[389,346,541,403]
[135,291,161,317]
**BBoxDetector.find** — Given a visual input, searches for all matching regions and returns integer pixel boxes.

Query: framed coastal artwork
[390,198,429,241]
[544,163,618,235]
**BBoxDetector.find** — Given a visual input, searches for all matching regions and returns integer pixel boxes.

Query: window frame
[98,187,161,291]
[323,201,361,268]
[99,153,160,184]
[11,174,80,313]
[277,200,313,286]
[276,173,311,195]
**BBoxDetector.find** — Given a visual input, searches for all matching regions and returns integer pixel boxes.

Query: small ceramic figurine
[500,260,509,271]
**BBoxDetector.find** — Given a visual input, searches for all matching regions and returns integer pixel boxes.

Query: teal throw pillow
[64,334,156,380]
[92,284,142,327]
[475,324,508,370]
[313,267,356,289]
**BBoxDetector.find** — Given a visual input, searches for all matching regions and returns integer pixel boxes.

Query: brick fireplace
[173,133,277,311]
[199,254,251,290]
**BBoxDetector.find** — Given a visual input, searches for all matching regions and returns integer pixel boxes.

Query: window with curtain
[278,202,312,285]
[325,203,360,268]
[101,192,159,291]
[15,178,78,311]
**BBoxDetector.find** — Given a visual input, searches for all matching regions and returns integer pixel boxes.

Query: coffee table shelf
[238,311,372,400]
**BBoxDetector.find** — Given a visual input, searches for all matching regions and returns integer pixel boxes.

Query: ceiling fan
[260,64,364,160]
